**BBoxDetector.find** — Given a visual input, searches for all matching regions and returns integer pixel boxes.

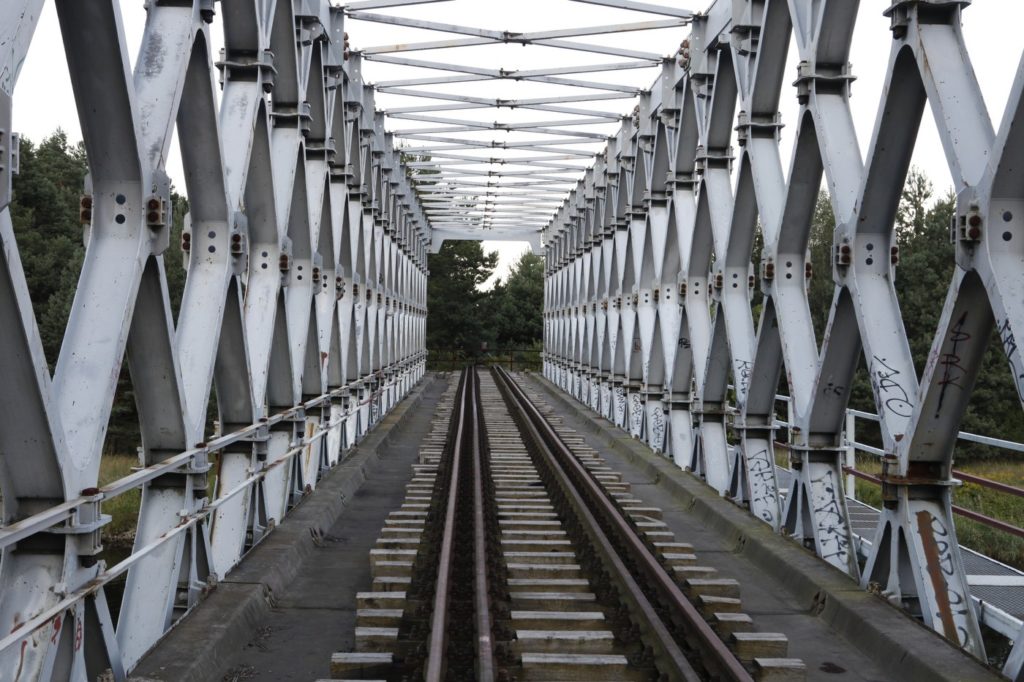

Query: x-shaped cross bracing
[543,0,1024,668]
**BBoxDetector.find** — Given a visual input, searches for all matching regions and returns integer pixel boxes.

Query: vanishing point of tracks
[331,368,804,681]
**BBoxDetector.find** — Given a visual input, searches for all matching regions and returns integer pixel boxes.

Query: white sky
[13,1,1024,286]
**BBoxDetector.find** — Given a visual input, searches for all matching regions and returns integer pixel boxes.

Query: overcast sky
[13,1,1024,286]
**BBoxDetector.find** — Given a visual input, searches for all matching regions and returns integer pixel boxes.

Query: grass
[852,456,1024,571]
[98,453,221,553]
[98,455,141,548]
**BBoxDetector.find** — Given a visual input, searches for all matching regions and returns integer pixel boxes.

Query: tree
[892,170,1024,453]
[894,170,950,378]
[426,240,498,354]
[493,251,544,347]
[9,131,191,453]
[807,190,836,344]
[9,130,89,366]
[801,167,1024,456]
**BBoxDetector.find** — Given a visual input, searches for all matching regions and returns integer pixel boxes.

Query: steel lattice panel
[0,1,428,678]
[542,0,1024,668]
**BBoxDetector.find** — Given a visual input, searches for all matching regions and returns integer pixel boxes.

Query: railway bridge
[1,0,1023,680]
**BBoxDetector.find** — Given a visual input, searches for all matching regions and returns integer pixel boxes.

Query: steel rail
[393,119,616,133]
[385,100,625,119]
[395,125,616,139]
[366,52,661,78]
[567,0,694,19]
[492,366,754,682]
[342,0,451,10]
[425,367,471,681]
[470,369,497,681]
[490,367,694,680]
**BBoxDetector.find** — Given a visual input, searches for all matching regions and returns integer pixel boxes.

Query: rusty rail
[470,369,497,681]
[425,367,496,681]
[425,367,469,681]
[492,366,753,682]
[952,469,1024,500]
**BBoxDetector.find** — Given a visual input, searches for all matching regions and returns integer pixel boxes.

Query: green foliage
[426,244,546,363]
[97,455,142,543]
[802,167,1024,456]
[807,191,835,343]
[803,189,877,413]
[889,169,1024,455]
[493,251,544,347]
[426,240,499,354]
[9,131,88,365]
[9,132,189,454]
[894,169,951,378]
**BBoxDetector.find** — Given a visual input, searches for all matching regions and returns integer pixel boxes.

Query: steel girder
[0,1,428,679]
[339,2,693,252]
[543,0,1022,662]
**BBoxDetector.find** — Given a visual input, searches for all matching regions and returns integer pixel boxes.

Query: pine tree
[493,251,544,347]
[426,240,498,356]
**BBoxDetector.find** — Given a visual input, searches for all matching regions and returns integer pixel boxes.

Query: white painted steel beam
[0,2,428,678]
[541,0,1011,666]
[1,1,1012,677]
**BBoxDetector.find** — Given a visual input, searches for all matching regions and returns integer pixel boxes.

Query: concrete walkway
[219,376,450,681]
[132,374,451,682]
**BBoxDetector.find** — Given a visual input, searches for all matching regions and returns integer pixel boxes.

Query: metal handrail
[0,361,423,553]
[0,355,428,656]
[769,393,1024,540]
[556,383,1024,539]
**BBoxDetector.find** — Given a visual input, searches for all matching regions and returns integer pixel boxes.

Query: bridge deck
[132,376,451,682]
[135,373,1000,681]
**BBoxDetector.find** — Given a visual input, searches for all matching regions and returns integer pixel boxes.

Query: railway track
[330,368,805,681]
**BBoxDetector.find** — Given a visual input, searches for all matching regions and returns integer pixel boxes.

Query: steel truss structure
[0,1,429,678]
[345,0,694,253]
[544,0,1024,668]
[0,0,1020,678]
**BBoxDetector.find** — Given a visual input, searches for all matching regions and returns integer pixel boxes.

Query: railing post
[845,410,856,501]
[786,397,793,445]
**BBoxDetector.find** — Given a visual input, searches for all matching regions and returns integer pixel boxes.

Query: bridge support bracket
[781,442,860,579]
[861,460,985,659]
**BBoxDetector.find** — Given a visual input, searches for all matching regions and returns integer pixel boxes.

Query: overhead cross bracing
[344,0,696,252]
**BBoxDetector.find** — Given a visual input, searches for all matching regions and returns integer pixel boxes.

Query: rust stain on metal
[916,509,957,641]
